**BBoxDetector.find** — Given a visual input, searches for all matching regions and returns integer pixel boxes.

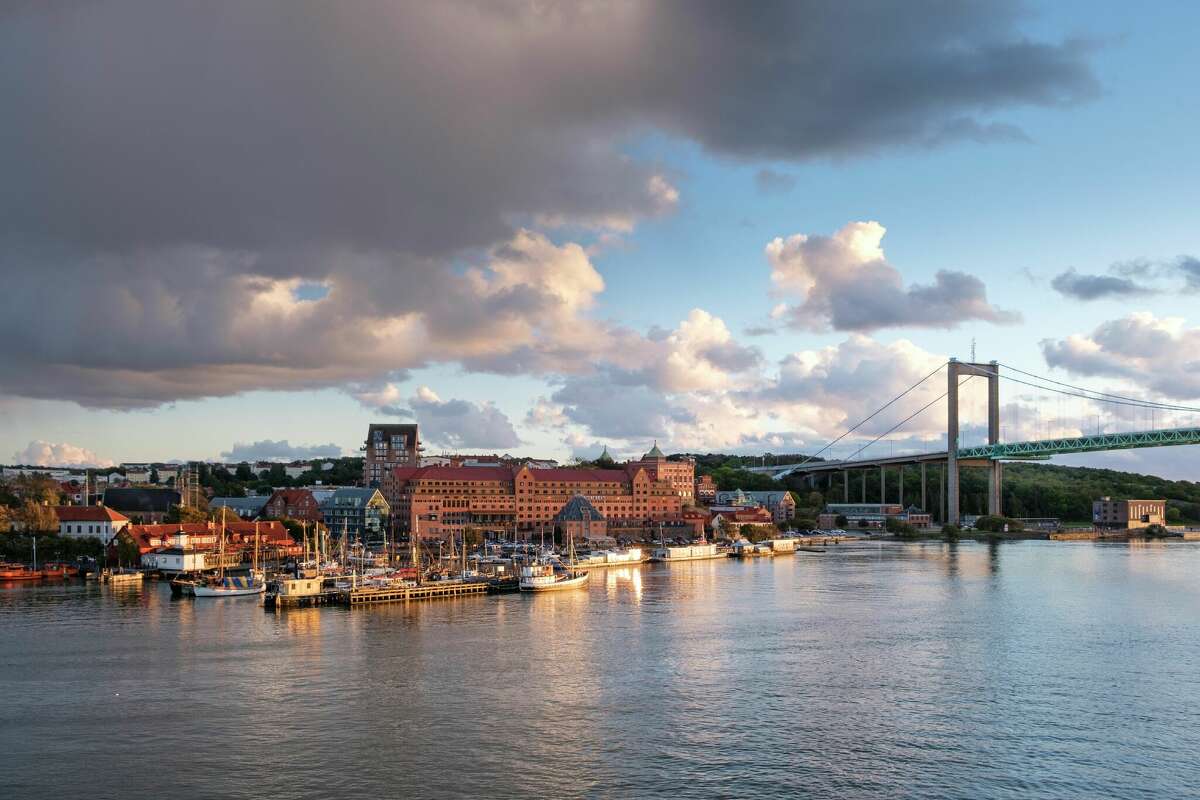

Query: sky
[2,1,1199,479]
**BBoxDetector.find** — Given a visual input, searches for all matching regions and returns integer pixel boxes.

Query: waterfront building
[263,488,323,523]
[710,505,775,536]
[364,423,420,487]
[555,494,607,543]
[695,474,717,504]
[713,489,796,522]
[320,488,390,541]
[1093,497,1167,530]
[125,521,299,563]
[210,495,270,520]
[632,442,695,502]
[101,487,180,524]
[54,505,130,544]
[818,503,930,529]
[381,462,685,541]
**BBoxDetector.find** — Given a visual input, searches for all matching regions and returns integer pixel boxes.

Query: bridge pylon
[947,358,1000,525]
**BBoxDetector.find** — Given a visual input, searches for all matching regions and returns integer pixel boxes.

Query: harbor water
[3,540,1200,798]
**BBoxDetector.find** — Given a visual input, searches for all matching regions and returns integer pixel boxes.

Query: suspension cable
[998,362,1200,413]
[977,363,1200,414]
[789,361,947,469]
[842,375,977,463]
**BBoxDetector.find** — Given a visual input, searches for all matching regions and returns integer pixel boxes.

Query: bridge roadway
[750,426,1200,480]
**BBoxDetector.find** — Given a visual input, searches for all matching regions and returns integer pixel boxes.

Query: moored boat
[519,559,589,592]
[192,571,266,597]
[0,562,43,581]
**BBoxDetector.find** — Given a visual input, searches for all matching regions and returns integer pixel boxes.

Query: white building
[55,506,131,545]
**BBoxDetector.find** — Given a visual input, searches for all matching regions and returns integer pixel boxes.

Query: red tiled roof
[411,465,515,482]
[55,505,129,523]
[528,468,629,483]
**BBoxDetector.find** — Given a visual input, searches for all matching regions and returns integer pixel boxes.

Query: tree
[113,530,141,567]
[941,523,961,541]
[17,500,58,533]
[0,505,12,533]
[149,466,160,484]
[886,517,917,537]
[1167,506,1182,523]
[235,462,254,482]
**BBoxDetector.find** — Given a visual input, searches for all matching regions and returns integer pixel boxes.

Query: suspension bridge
[749,359,1200,525]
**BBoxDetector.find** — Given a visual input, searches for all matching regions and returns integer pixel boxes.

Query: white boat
[519,560,590,592]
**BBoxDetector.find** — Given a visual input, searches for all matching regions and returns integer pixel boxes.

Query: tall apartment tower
[363,423,420,487]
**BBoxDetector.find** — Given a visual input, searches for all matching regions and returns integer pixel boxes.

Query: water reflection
[3,543,1200,799]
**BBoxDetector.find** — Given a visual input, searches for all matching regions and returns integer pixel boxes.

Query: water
[3,540,1200,799]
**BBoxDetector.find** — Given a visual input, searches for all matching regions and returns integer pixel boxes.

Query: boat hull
[192,584,266,597]
[519,571,590,592]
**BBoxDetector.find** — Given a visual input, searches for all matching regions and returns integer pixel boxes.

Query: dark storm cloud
[0,0,1097,407]
[1050,268,1157,300]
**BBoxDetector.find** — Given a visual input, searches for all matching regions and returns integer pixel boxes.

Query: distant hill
[692,454,1200,523]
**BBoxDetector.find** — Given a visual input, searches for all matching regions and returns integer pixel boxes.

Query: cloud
[766,221,1018,331]
[0,2,1095,409]
[11,440,114,468]
[1042,312,1200,400]
[410,387,521,451]
[220,440,343,462]
[754,168,796,194]
[1050,268,1157,300]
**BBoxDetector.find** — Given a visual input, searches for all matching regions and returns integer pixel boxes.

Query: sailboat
[519,512,589,592]
[193,514,266,597]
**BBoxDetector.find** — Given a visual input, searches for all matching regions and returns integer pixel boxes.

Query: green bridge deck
[956,426,1200,460]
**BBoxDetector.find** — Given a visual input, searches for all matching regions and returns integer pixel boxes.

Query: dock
[339,581,490,605]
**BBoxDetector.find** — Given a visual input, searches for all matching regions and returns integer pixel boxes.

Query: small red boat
[0,563,44,581]
[41,563,76,579]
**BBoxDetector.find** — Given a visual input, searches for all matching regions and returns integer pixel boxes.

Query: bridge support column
[880,465,886,504]
[948,360,960,524]
[921,462,927,513]
[899,466,905,508]
[843,471,848,503]
[987,360,1001,517]
[861,469,866,503]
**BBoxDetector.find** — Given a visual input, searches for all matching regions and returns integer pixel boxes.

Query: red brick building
[633,442,696,503]
[694,474,717,505]
[381,462,686,541]
[263,488,323,523]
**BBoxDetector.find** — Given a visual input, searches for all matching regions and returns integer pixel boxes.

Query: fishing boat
[519,558,590,592]
[192,513,266,598]
[519,515,589,592]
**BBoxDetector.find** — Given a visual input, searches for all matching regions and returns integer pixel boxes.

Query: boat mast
[219,507,226,579]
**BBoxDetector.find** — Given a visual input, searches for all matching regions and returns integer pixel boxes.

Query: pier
[339,581,490,605]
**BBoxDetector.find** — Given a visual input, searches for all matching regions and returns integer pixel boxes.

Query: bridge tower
[947,359,1001,525]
